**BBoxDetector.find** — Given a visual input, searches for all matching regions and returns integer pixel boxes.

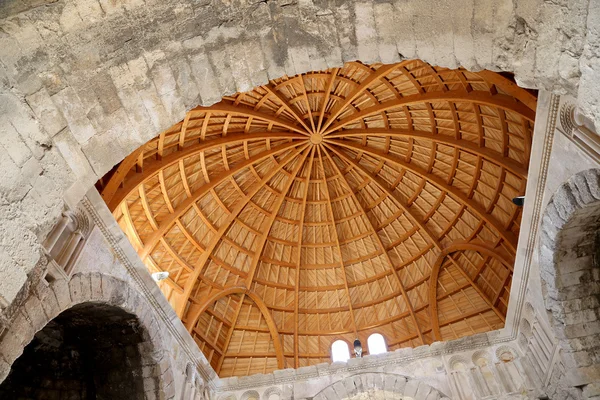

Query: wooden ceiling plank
[216,294,246,374]
[325,144,442,251]
[321,90,535,136]
[316,145,359,337]
[322,147,425,345]
[327,140,519,251]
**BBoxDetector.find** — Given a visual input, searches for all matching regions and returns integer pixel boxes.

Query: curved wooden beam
[174,144,309,317]
[244,148,311,288]
[187,286,285,369]
[216,293,246,374]
[101,148,143,206]
[326,140,519,251]
[477,70,537,111]
[138,141,305,260]
[293,148,316,368]
[324,144,442,250]
[319,63,399,134]
[321,90,536,136]
[429,241,514,341]
[316,146,359,336]
[325,128,528,179]
[103,132,305,209]
[322,147,425,344]
[191,101,307,134]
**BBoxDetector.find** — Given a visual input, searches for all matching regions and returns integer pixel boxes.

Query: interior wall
[0,0,596,322]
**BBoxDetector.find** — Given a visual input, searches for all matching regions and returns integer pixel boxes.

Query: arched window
[367,333,387,355]
[331,340,350,362]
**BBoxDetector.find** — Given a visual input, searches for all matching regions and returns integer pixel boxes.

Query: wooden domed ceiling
[98,60,535,377]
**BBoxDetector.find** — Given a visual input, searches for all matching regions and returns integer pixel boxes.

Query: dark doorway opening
[0,302,150,399]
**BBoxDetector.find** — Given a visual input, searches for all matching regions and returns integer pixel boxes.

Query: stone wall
[0,188,216,399]
[213,338,543,400]
[1,1,600,398]
[0,0,598,319]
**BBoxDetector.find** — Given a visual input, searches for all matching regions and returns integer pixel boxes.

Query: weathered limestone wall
[0,0,597,317]
[1,1,600,399]
[212,337,543,400]
[0,189,214,399]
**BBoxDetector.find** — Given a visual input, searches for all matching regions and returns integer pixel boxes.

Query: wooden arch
[186,286,285,372]
[429,241,515,341]
[98,59,535,377]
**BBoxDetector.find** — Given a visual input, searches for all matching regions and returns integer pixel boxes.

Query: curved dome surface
[99,60,535,377]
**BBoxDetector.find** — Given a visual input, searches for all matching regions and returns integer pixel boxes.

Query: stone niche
[0,302,149,399]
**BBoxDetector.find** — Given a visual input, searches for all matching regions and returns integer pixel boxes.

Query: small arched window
[367,333,387,355]
[331,340,350,362]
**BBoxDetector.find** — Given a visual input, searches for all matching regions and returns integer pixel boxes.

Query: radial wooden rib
[294,148,316,368]
[244,148,311,288]
[321,90,535,136]
[319,63,399,134]
[263,84,313,135]
[105,132,305,209]
[325,129,527,179]
[324,144,442,250]
[175,144,309,317]
[190,102,308,134]
[216,293,246,373]
[316,145,359,336]
[138,141,304,260]
[322,148,425,344]
[327,140,519,251]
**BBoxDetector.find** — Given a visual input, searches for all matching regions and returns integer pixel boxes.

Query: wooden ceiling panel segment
[99,60,535,377]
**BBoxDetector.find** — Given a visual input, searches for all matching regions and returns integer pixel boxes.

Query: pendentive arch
[186,286,285,372]
[429,241,515,341]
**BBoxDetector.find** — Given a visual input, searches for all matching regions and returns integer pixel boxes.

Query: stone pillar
[57,230,83,268]
[44,214,70,251]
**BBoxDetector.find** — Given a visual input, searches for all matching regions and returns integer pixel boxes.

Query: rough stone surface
[0,0,596,334]
[1,1,600,399]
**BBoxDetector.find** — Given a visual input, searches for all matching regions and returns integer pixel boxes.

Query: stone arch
[494,345,517,363]
[0,273,176,399]
[0,0,553,190]
[262,387,281,400]
[241,390,260,400]
[448,355,471,371]
[312,372,449,400]
[539,168,600,391]
[472,350,491,366]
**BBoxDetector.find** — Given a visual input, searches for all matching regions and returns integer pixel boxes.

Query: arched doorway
[0,302,156,399]
[539,168,600,397]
